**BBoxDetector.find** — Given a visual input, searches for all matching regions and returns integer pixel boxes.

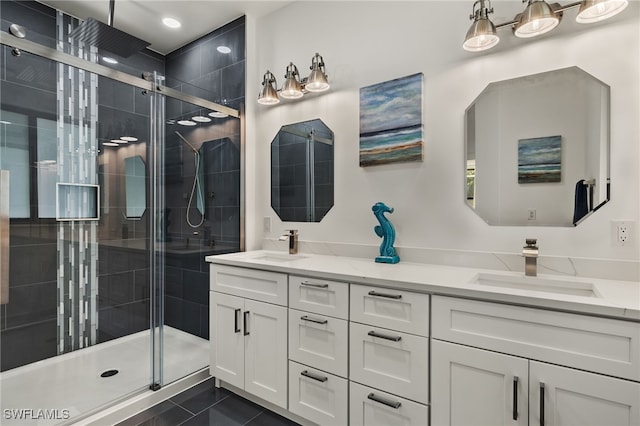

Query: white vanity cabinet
[210,265,288,409]
[288,275,350,426]
[349,284,430,425]
[431,295,640,426]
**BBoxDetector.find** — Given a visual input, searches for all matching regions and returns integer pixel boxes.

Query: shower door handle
[0,170,8,305]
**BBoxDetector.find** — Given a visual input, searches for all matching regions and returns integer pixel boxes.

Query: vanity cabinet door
[349,322,429,404]
[349,381,429,426]
[210,292,244,389]
[431,339,528,426]
[530,361,640,426]
[244,298,288,409]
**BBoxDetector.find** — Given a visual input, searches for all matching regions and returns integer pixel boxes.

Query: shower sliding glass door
[0,12,242,423]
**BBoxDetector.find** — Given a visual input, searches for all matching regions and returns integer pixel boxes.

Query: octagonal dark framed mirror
[271,118,334,222]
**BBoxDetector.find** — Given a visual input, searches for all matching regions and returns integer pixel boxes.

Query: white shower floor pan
[0,327,209,425]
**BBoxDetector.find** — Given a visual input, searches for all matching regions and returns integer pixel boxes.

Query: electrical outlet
[263,216,271,233]
[612,221,634,246]
[528,209,536,221]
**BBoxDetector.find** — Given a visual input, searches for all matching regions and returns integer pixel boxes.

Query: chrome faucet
[280,229,299,254]
[522,238,539,277]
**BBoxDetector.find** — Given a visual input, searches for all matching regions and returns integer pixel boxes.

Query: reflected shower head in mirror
[175,132,205,228]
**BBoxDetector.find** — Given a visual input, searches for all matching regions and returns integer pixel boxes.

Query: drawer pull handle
[243,311,250,336]
[301,281,329,288]
[540,382,545,426]
[368,291,402,299]
[368,330,402,342]
[234,308,241,333]
[513,376,519,421]
[301,370,328,383]
[300,315,328,325]
[367,393,401,409]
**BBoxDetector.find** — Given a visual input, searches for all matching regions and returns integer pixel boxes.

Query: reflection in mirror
[465,67,610,227]
[271,119,334,222]
[124,155,146,219]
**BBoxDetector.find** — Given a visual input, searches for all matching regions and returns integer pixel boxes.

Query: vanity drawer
[210,265,287,306]
[349,381,429,426]
[350,284,429,336]
[432,295,640,381]
[288,361,348,426]
[289,275,349,320]
[349,321,429,404]
[289,309,348,377]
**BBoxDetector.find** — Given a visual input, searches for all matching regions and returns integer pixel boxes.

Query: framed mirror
[465,67,610,227]
[124,155,146,219]
[271,119,334,222]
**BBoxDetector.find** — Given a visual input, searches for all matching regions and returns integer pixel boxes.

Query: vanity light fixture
[257,53,330,105]
[463,0,629,52]
[258,71,280,105]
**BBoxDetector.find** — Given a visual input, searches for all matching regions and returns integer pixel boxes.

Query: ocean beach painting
[518,135,562,183]
[359,73,423,167]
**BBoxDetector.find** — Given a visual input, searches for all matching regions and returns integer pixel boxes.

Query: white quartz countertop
[206,250,640,321]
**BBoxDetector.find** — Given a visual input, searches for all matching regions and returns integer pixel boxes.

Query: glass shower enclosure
[0,9,242,424]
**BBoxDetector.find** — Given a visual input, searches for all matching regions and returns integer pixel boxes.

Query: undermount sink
[470,273,601,298]
[252,253,308,263]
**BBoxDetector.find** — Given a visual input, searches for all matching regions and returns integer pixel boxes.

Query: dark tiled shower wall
[0,0,165,369]
[163,17,245,338]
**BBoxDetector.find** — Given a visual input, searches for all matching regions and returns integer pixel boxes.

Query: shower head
[68,0,150,58]
[175,131,198,154]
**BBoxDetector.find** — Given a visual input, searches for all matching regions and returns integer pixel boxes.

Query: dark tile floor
[117,378,301,426]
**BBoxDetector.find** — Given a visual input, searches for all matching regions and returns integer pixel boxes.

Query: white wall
[246,1,640,262]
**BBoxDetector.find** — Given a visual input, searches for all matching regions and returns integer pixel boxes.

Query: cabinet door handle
[368,290,402,299]
[367,393,402,409]
[513,376,519,421]
[300,281,329,288]
[540,382,545,426]
[243,311,250,336]
[301,370,328,383]
[234,308,241,333]
[300,315,328,325]
[368,330,402,342]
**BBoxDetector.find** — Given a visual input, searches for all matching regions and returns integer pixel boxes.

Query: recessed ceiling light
[111,139,126,143]
[162,17,181,29]
[103,142,119,147]
[217,46,231,54]
[102,56,118,64]
[120,136,138,142]
[177,120,196,126]
[192,115,211,123]
[208,111,229,119]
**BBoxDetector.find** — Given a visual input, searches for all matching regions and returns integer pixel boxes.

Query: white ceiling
[37,0,292,54]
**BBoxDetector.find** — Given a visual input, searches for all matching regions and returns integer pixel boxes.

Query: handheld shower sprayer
[175,131,205,228]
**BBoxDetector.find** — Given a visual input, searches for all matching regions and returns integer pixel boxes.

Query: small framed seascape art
[518,135,562,184]
[359,73,423,167]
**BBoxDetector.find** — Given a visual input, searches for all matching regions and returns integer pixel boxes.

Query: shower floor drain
[100,369,119,378]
